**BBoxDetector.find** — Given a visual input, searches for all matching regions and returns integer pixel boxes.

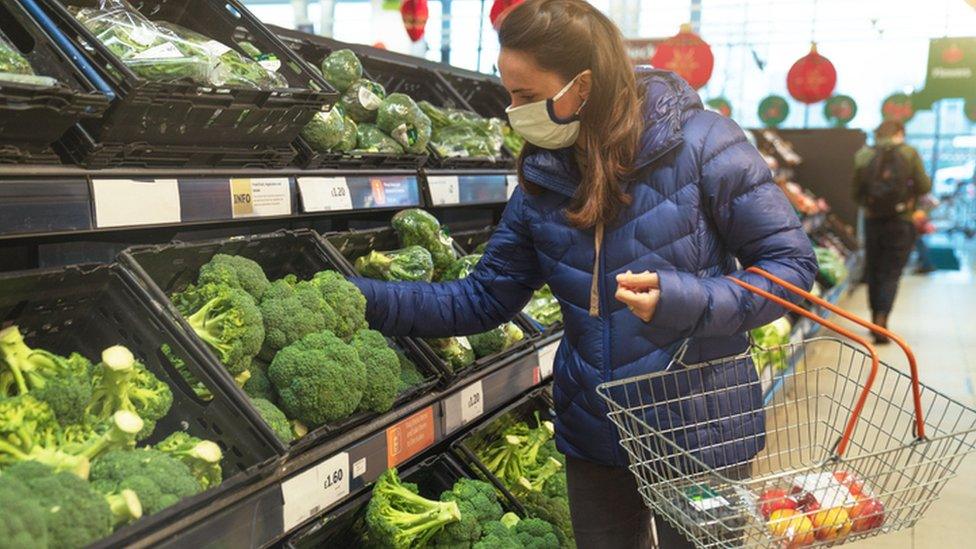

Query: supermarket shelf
[422,169,517,207]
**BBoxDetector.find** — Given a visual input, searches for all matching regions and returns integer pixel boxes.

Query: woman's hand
[615,271,660,323]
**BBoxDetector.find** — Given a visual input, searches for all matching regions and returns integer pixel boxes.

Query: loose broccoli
[365,468,461,548]
[442,478,504,523]
[249,397,293,443]
[86,346,173,440]
[0,325,93,425]
[320,49,362,93]
[259,281,335,359]
[467,323,525,359]
[154,432,223,490]
[516,458,563,494]
[520,491,574,548]
[397,350,426,393]
[391,209,458,279]
[426,337,475,373]
[512,517,560,549]
[0,394,89,478]
[308,270,368,340]
[105,489,143,527]
[262,275,298,302]
[350,330,400,414]
[341,78,387,123]
[242,357,277,402]
[60,410,144,464]
[89,448,202,515]
[0,474,50,548]
[442,254,482,281]
[173,282,264,377]
[354,245,434,282]
[268,330,367,425]
[376,93,433,154]
[196,254,270,301]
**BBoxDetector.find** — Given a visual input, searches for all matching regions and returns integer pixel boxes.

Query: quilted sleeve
[352,187,543,337]
[651,114,818,337]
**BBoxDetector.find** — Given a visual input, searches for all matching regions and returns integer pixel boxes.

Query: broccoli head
[468,323,525,359]
[320,49,362,93]
[268,330,367,425]
[391,209,458,278]
[431,478,503,548]
[0,474,50,548]
[441,254,482,282]
[154,432,223,490]
[174,282,264,376]
[242,357,277,402]
[259,281,335,359]
[196,254,270,301]
[512,517,560,549]
[262,275,298,302]
[365,468,461,548]
[355,123,405,154]
[301,107,347,152]
[86,346,173,440]
[341,78,386,123]
[250,397,293,443]
[337,112,359,152]
[308,271,368,340]
[376,93,433,155]
[350,330,400,414]
[521,491,574,548]
[397,350,426,393]
[0,394,91,478]
[426,337,475,373]
[354,245,434,282]
[90,448,202,516]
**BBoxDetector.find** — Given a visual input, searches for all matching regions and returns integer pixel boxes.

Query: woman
[354,0,816,546]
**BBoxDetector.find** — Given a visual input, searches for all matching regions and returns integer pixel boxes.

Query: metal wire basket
[597,267,976,548]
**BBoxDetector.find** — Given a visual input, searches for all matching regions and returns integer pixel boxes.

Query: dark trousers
[864,218,915,315]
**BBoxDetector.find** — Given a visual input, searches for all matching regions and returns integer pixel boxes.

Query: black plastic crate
[437,68,509,119]
[274,31,428,171]
[322,225,539,382]
[120,230,441,456]
[0,0,108,163]
[0,263,279,547]
[37,0,335,168]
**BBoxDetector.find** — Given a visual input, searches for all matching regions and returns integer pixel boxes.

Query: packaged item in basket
[675,484,746,543]
[789,472,858,512]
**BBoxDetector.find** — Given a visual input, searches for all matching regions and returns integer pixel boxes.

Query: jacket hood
[521,69,703,197]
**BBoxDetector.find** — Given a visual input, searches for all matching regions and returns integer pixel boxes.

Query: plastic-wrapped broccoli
[418,101,505,159]
[355,123,404,154]
[355,246,434,282]
[336,112,358,152]
[376,93,433,155]
[391,209,458,279]
[426,337,475,373]
[320,49,362,93]
[301,108,346,152]
[442,254,482,281]
[341,78,386,123]
[503,123,526,156]
[524,285,562,327]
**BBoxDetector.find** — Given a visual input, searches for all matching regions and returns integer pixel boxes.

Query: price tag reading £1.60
[281,452,350,531]
[298,177,353,212]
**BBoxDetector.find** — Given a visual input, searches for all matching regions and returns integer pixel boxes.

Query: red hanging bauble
[400,0,429,42]
[490,0,523,29]
[786,43,837,104]
[649,23,714,90]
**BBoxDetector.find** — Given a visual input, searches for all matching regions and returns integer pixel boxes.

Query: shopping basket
[597,267,976,548]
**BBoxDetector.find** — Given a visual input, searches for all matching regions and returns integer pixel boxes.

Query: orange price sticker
[386,406,435,468]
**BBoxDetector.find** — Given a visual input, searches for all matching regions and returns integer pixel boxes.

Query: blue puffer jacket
[354,70,817,468]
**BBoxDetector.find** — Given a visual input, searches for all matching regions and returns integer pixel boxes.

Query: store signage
[280,452,350,531]
[536,342,558,380]
[298,177,353,212]
[386,406,436,467]
[914,37,976,109]
[427,175,460,205]
[92,178,180,228]
[624,38,664,66]
[460,381,485,424]
[229,177,291,219]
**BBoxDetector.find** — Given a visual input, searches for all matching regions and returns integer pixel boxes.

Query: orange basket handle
[724,267,925,457]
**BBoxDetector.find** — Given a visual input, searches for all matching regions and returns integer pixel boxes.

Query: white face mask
[506,71,588,150]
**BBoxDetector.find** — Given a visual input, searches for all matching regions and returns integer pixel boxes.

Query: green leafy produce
[268,330,367,425]
[320,49,362,93]
[341,78,387,123]
[154,432,222,490]
[525,285,562,327]
[197,254,270,302]
[431,478,504,547]
[173,282,264,378]
[511,517,560,549]
[350,330,400,414]
[86,345,173,440]
[391,209,458,279]
[376,93,433,154]
[89,448,202,516]
[815,246,848,288]
[337,112,359,152]
[250,397,293,443]
[365,468,461,548]
[355,123,405,154]
[242,357,276,402]
[259,280,335,360]
[426,337,475,373]
[442,254,481,281]
[397,350,426,392]
[301,107,346,152]
[355,245,434,282]
[503,123,525,156]
[521,491,573,548]
[0,35,34,76]
[749,317,792,374]
[0,473,50,548]
[468,323,525,359]
[307,270,368,341]
[419,101,505,159]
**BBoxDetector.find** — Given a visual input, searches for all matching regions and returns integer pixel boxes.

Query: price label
[230,177,290,219]
[536,342,558,380]
[92,178,181,228]
[280,452,350,531]
[298,177,353,212]
[386,407,436,467]
[353,457,367,479]
[459,380,485,424]
[506,174,519,199]
[427,175,460,205]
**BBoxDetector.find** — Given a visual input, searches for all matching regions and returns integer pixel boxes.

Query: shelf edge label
[230,177,290,218]
[427,175,460,205]
[386,406,436,468]
[280,452,350,531]
[536,341,558,380]
[298,176,353,212]
[92,178,180,228]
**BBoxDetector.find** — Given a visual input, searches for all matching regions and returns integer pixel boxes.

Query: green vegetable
[355,123,405,154]
[503,123,525,156]
[520,491,574,548]
[268,330,367,425]
[468,323,525,359]
[391,209,458,279]
[250,397,293,443]
[426,337,475,373]
[511,517,560,548]
[301,108,346,152]
[0,394,85,477]
[418,101,505,159]
[350,330,400,414]
[365,468,461,548]
[0,474,50,548]
[173,282,264,377]
[815,246,848,288]
[376,93,433,154]
[86,345,173,440]
[442,254,481,281]
[355,245,434,282]
[320,49,362,93]
[524,285,562,327]
[749,317,792,374]
[0,36,34,77]
[474,517,521,548]
[397,350,426,392]
[307,270,368,341]
[431,478,504,547]
[154,432,223,490]
[337,113,359,152]
[341,78,387,123]
[89,448,202,516]
[259,280,335,360]
[196,254,270,302]
[242,357,277,402]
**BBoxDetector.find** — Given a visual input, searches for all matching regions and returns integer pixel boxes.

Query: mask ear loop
[548,70,591,123]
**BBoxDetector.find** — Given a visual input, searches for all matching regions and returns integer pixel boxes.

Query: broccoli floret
[90,448,202,515]
[308,271,368,340]
[350,330,400,414]
[268,330,367,425]
[0,474,50,548]
[301,107,347,152]
[105,489,143,527]
[542,472,567,500]
[511,517,560,549]
[174,283,264,376]
[391,209,458,278]
[397,350,426,392]
[242,357,277,402]
[432,478,504,548]
[468,323,524,359]
[154,432,223,490]
[516,458,563,494]
[259,281,335,359]
[86,346,173,440]
[521,491,574,548]
[0,394,90,478]
[365,468,461,548]
[196,254,270,301]
[249,397,293,443]
[0,325,93,425]
[354,246,434,282]
[262,275,298,302]
[4,460,113,548]
[426,337,475,373]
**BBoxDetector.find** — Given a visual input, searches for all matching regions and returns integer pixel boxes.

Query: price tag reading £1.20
[459,380,484,424]
[298,177,353,212]
[280,452,350,531]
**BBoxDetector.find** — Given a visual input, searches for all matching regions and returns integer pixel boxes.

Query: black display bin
[0,0,108,163]
[119,230,441,456]
[0,263,279,548]
[37,0,336,168]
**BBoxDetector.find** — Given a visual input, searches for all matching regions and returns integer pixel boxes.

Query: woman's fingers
[616,271,659,292]
[614,285,660,323]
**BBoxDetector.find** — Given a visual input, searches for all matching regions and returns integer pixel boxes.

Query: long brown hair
[499,0,643,229]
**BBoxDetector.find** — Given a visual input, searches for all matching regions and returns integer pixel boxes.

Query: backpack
[864,145,915,217]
